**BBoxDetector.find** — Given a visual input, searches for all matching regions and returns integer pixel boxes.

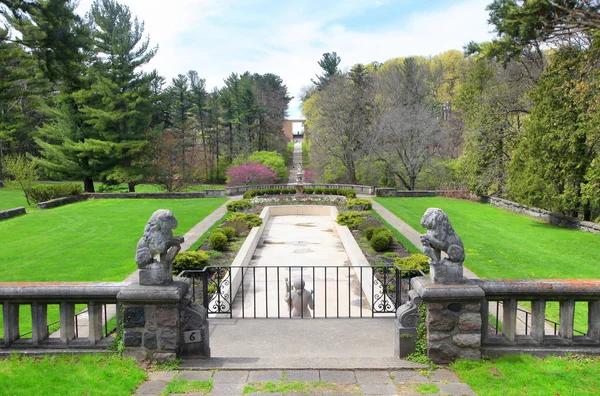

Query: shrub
[314,187,323,194]
[224,220,249,236]
[395,254,430,274]
[209,231,228,251]
[173,251,210,275]
[226,200,252,212]
[229,212,263,228]
[347,198,372,211]
[365,227,377,240]
[344,189,357,198]
[248,151,288,183]
[303,187,314,194]
[226,162,277,186]
[242,190,257,199]
[370,230,393,252]
[337,211,365,230]
[219,226,236,240]
[29,183,83,204]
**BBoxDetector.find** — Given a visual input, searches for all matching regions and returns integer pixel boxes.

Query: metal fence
[180,265,423,319]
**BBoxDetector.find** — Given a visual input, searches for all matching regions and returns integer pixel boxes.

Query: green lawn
[0,188,34,211]
[0,354,146,396]
[0,183,226,211]
[375,197,600,279]
[452,355,600,396]
[0,197,227,282]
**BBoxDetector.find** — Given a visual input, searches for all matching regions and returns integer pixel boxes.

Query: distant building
[282,119,308,142]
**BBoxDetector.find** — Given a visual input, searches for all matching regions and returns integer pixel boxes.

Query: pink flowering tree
[226,163,277,186]
[303,168,317,183]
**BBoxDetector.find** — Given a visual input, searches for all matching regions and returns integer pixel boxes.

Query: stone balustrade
[0,282,126,349]
[226,183,374,196]
[408,277,600,364]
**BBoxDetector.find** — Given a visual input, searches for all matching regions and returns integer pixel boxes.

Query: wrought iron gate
[180,265,421,318]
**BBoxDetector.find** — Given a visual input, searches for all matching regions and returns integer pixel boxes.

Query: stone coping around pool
[216,205,379,317]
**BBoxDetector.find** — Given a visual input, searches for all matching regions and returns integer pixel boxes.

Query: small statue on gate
[284,277,314,318]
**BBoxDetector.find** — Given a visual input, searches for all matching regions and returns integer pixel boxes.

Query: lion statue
[135,209,184,270]
[420,208,465,283]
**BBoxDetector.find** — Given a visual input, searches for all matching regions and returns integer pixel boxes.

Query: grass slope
[0,197,227,282]
[375,197,600,279]
[453,355,600,396]
[0,354,147,396]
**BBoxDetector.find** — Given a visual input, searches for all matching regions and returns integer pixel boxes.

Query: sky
[76,0,497,119]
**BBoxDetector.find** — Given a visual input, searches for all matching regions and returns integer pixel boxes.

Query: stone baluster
[502,298,517,342]
[2,303,20,346]
[60,302,76,344]
[31,303,49,344]
[588,301,600,341]
[530,299,546,342]
[559,299,575,340]
[88,302,104,344]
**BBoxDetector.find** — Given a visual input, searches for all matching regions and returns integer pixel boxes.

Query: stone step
[179,356,426,370]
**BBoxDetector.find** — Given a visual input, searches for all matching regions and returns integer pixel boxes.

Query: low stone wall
[36,191,223,210]
[480,195,600,234]
[37,195,87,209]
[0,207,26,221]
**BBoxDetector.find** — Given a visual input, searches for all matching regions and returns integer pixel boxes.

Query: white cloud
[77,0,495,118]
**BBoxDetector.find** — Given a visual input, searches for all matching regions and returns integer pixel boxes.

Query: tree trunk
[83,177,95,193]
[128,182,135,192]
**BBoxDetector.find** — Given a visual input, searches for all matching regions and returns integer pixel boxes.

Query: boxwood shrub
[29,183,83,204]
[347,198,372,211]
[173,251,210,275]
[209,231,228,251]
[226,199,252,212]
[228,212,263,228]
[337,211,365,230]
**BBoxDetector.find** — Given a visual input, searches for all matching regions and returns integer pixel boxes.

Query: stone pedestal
[430,262,463,284]
[411,277,484,364]
[138,263,173,286]
[118,280,204,362]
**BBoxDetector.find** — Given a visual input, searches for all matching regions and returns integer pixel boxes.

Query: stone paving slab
[148,370,178,382]
[391,370,430,383]
[359,382,398,395]
[429,368,460,382]
[354,370,393,383]
[134,380,167,394]
[285,369,320,382]
[438,382,477,396]
[318,370,357,383]
[208,382,245,395]
[212,370,248,383]
[178,370,213,381]
[247,369,284,382]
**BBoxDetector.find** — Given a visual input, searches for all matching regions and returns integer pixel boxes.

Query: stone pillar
[411,277,485,364]
[117,280,191,362]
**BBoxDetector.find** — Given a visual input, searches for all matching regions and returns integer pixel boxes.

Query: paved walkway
[134,368,475,396]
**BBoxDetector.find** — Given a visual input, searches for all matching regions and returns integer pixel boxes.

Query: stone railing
[408,277,600,363]
[375,189,472,198]
[226,183,374,196]
[36,190,225,210]
[0,282,126,349]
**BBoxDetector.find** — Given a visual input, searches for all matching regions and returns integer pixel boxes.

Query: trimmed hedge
[29,183,83,204]
[336,211,365,230]
[395,254,430,273]
[241,186,357,198]
[173,251,210,275]
[228,212,263,228]
[226,199,252,212]
[347,198,372,211]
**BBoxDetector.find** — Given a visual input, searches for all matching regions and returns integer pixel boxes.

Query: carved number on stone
[183,330,203,344]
